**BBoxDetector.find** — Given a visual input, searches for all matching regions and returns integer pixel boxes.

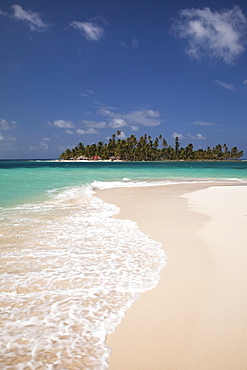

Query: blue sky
[0,0,247,159]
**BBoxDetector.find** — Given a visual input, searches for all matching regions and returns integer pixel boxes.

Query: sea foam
[0,185,166,369]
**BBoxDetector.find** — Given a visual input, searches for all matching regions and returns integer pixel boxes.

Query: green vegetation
[59,132,244,161]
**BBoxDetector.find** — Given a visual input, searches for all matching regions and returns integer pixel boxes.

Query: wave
[0,184,165,369]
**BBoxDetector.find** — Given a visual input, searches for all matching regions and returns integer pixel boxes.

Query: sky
[0,0,247,159]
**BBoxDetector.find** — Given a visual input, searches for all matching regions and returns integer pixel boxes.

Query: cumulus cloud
[172,132,185,140]
[123,110,163,127]
[98,107,164,127]
[71,21,104,41]
[49,107,164,136]
[49,118,105,134]
[172,132,206,141]
[130,125,139,131]
[80,120,107,128]
[80,108,163,131]
[50,120,75,129]
[172,6,247,64]
[188,133,206,140]
[109,118,128,129]
[97,108,113,117]
[215,80,234,90]
[145,110,161,118]
[0,118,17,130]
[0,4,49,31]
[76,128,98,135]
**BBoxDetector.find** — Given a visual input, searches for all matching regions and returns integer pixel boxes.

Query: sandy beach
[96,182,247,370]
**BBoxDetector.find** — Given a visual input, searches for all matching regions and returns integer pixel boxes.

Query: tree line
[59,132,244,161]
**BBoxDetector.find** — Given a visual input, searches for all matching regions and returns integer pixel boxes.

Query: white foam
[92,179,175,190]
[90,177,247,192]
[0,185,166,369]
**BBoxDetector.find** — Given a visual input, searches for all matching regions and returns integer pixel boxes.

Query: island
[60,132,244,161]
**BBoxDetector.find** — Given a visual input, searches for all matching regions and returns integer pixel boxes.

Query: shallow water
[0,186,165,369]
[0,160,247,368]
[1,160,247,208]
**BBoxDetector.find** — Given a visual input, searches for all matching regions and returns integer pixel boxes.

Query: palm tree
[60,134,243,161]
[78,142,85,156]
[59,148,72,159]
[175,137,180,159]
[116,130,122,137]
[185,143,194,160]
[230,147,238,159]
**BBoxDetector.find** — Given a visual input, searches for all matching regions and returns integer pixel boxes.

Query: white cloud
[188,133,206,140]
[215,80,234,90]
[0,10,7,16]
[80,120,107,128]
[97,107,164,127]
[172,132,185,140]
[77,90,94,97]
[50,120,75,129]
[191,121,215,126]
[146,110,160,118]
[0,118,17,130]
[29,141,50,151]
[97,108,113,117]
[116,131,126,139]
[0,132,16,145]
[130,125,139,131]
[121,37,139,49]
[132,37,139,48]
[76,128,98,135]
[109,118,128,129]
[10,4,49,32]
[71,21,104,41]
[123,109,163,127]
[77,93,89,97]
[172,6,247,64]
[243,79,247,84]
[121,42,128,48]
[172,132,206,140]
[40,141,49,150]
[65,130,74,135]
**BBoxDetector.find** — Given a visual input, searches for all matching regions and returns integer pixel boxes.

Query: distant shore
[57,158,246,162]
[97,182,247,370]
[57,158,124,162]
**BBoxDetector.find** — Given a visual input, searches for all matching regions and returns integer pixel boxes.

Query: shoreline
[96,182,247,369]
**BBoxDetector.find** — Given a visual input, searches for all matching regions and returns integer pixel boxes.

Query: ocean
[1,160,247,369]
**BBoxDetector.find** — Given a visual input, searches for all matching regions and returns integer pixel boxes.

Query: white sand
[96,183,247,370]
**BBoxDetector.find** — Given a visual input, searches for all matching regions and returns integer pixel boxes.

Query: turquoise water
[1,160,247,207]
[0,159,247,369]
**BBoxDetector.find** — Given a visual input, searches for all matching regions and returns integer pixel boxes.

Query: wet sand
[96,183,247,370]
